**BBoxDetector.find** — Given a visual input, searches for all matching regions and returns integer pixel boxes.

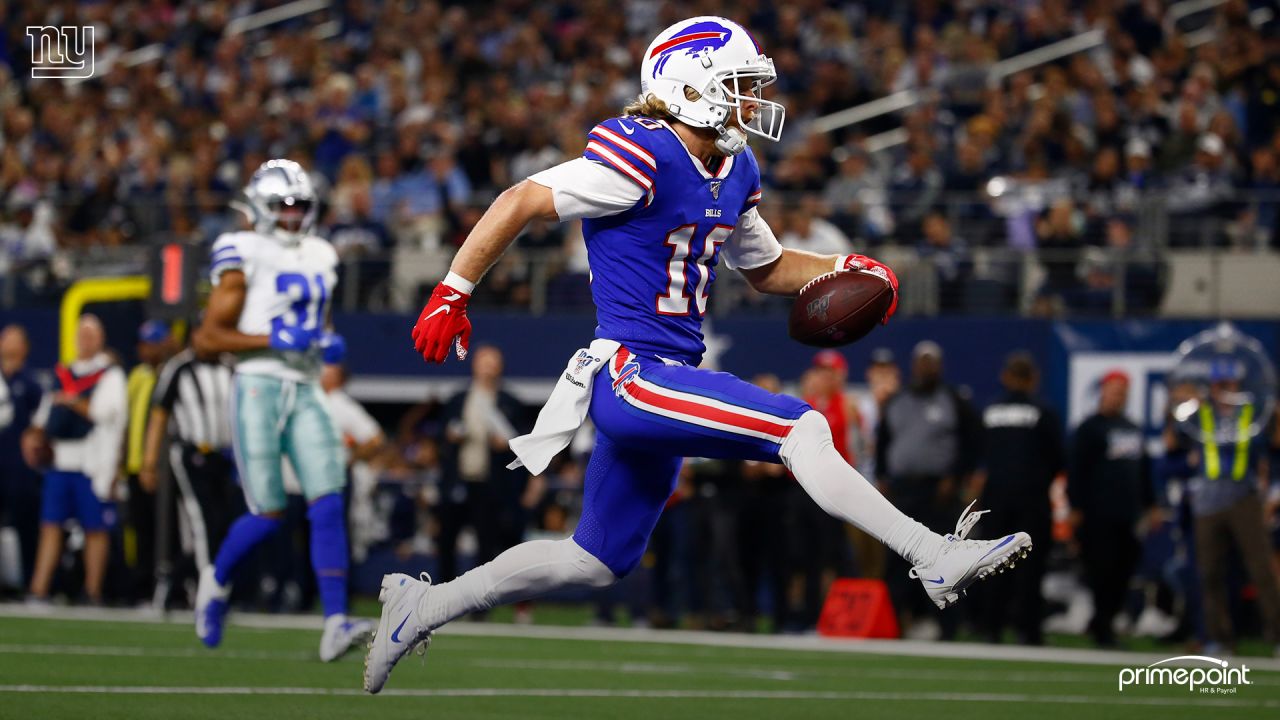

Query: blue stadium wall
[4,307,1276,437]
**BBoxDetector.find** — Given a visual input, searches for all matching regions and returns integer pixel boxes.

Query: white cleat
[909,500,1032,610]
[195,566,231,648]
[364,573,433,694]
[319,614,376,662]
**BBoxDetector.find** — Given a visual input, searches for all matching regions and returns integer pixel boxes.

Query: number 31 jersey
[581,117,763,366]
[209,231,338,382]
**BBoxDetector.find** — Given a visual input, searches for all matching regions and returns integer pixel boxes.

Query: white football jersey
[210,231,339,382]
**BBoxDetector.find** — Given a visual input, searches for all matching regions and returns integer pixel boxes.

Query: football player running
[194,159,373,661]
[366,17,1031,693]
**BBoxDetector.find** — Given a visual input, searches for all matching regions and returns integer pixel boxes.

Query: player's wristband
[444,271,476,295]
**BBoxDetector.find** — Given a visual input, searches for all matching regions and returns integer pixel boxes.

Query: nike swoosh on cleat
[924,576,945,584]
[979,535,1016,562]
[390,614,410,644]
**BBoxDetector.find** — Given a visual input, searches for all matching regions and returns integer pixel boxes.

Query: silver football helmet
[242,159,318,243]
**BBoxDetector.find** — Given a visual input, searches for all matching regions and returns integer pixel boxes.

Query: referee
[141,345,237,576]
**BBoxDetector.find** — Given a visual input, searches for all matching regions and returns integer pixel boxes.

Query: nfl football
[788,270,894,348]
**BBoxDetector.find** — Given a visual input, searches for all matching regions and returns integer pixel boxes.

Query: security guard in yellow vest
[124,320,172,602]
[1178,359,1280,654]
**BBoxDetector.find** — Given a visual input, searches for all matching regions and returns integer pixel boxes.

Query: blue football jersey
[582,116,762,365]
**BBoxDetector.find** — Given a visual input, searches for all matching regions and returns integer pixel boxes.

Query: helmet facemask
[706,68,785,145]
[242,159,318,244]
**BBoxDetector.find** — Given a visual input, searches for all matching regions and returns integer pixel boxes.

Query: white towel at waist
[507,338,620,475]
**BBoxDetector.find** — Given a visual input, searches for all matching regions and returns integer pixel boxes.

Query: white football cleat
[909,500,1032,610]
[195,566,231,648]
[364,573,433,694]
[319,614,375,662]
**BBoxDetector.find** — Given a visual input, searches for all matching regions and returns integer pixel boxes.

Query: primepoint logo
[1118,655,1252,694]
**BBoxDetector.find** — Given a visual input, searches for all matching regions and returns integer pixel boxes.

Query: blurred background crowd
[2,314,1279,655]
[1,0,1280,655]
[2,0,1279,316]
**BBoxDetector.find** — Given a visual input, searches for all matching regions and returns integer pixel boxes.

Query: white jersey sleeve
[210,232,252,284]
[529,158,645,221]
[722,207,784,270]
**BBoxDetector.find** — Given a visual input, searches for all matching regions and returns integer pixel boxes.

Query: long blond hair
[622,93,676,120]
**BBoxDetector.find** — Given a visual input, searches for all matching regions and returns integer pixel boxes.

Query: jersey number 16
[658,224,732,316]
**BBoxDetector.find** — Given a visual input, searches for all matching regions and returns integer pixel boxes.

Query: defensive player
[193,159,372,661]
[366,17,1031,692]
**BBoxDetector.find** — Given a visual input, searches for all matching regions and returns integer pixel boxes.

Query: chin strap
[713,125,748,156]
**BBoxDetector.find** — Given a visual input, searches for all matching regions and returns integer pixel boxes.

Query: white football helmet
[242,159,318,243]
[640,16,785,155]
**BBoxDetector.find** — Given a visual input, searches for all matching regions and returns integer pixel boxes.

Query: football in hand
[788,269,894,348]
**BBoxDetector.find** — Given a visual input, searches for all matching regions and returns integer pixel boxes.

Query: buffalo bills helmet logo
[650,21,733,77]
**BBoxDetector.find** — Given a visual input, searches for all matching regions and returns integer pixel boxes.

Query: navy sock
[307,493,349,619]
[213,513,281,586]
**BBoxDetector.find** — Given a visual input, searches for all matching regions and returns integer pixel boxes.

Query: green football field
[1,610,1278,720]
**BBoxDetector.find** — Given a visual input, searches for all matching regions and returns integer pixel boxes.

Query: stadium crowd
[2,0,1279,315]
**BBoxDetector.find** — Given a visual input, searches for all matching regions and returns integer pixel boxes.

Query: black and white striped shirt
[153,349,234,451]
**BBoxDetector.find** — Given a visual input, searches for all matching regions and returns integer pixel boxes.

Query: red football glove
[841,253,899,324]
[412,281,473,363]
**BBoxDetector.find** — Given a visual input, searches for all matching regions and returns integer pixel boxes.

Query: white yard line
[0,643,313,661]
[3,604,1278,672]
[470,658,1280,686]
[0,684,1276,709]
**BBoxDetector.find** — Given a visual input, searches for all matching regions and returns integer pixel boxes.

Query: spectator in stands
[435,346,531,600]
[0,185,56,300]
[124,320,172,603]
[1117,137,1155,210]
[977,353,1064,645]
[777,196,853,255]
[1168,133,1237,247]
[393,151,472,250]
[1244,146,1279,249]
[823,149,892,242]
[916,212,971,311]
[0,324,43,591]
[329,187,394,307]
[1159,102,1205,175]
[1070,370,1151,647]
[877,341,981,638]
[23,315,127,605]
[888,144,944,238]
[1035,198,1086,304]
[310,74,371,182]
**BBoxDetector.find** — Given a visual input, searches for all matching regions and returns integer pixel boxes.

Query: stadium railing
[4,189,1278,319]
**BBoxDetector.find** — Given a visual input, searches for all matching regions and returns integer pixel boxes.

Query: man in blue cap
[1174,357,1280,655]
[124,319,172,602]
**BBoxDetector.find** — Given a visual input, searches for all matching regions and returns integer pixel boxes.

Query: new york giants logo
[650,21,732,77]
[27,26,95,79]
